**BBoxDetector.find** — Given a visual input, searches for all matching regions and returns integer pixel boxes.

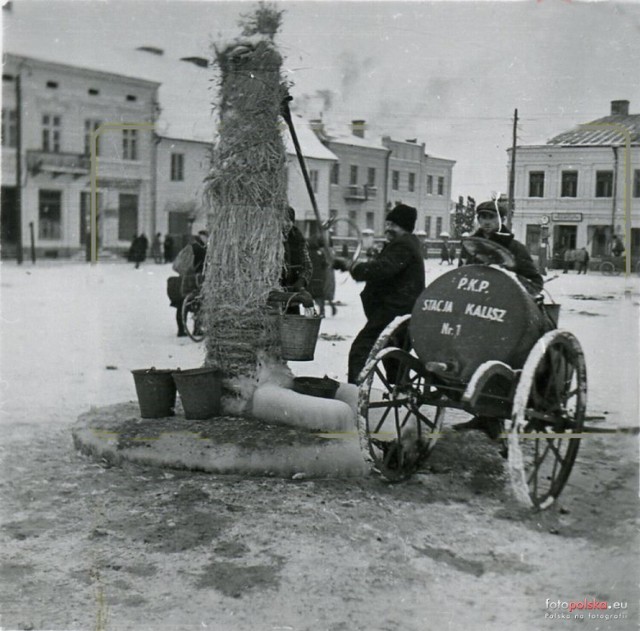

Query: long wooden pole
[280,96,333,263]
[507,108,518,231]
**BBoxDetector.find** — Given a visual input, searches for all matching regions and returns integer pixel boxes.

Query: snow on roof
[5,43,338,153]
[283,115,338,162]
[547,114,640,146]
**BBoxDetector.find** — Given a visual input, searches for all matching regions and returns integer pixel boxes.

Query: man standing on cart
[334,203,425,384]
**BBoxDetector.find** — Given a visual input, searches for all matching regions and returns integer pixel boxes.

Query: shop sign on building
[551,212,583,222]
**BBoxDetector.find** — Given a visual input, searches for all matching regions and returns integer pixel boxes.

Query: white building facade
[509,100,640,264]
[1,53,159,258]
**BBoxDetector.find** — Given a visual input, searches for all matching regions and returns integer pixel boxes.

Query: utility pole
[15,72,24,264]
[507,108,518,231]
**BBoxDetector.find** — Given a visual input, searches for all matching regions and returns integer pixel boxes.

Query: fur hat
[476,200,507,217]
[386,203,417,233]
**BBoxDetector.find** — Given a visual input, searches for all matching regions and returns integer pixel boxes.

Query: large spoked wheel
[508,330,587,509]
[181,291,205,342]
[357,317,445,481]
[600,260,616,276]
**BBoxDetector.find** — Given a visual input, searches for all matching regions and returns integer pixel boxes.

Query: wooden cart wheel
[600,260,615,276]
[182,291,205,342]
[357,324,445,481]
[508,330,587,509]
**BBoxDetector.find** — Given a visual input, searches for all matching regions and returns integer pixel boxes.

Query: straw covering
[203,5,289,382]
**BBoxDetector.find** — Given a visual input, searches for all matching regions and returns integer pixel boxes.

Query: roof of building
[283,115,338,161]
[5,47,338,160]
[547,113,640,146]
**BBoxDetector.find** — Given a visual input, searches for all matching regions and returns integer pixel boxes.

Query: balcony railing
[344,185,377,200]
[27,150,91,177]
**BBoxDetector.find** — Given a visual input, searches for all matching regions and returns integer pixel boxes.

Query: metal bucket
[172,367,223,420]
[131,369,177,418]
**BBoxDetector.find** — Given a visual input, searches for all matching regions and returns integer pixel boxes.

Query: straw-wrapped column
[203,34,289,385]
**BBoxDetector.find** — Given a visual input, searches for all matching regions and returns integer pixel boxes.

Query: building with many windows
[312,120,455,241]
[509,100,640,261]
[1,49,337,258]
[1,53,159,258]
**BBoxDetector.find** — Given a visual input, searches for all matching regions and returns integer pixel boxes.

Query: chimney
[310,119,325,137]
[611,100,629,116]
[351,119,366,138]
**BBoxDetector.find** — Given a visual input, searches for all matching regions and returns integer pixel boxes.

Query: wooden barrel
[410,265,547,383]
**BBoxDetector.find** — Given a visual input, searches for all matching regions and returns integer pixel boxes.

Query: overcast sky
[3,0,640,201]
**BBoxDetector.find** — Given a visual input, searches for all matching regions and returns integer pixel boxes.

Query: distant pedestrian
[151,232,163,264]
[163,234,174,263]
[307,235,328,317]
[130,233,148,269]
[439,232,452,265]
[611,235,625,258]
[575,247,590,274]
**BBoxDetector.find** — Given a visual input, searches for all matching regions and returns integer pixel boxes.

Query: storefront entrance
[553,224,577,255]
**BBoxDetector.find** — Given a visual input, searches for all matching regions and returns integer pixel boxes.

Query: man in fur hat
[459,200,543,294]
[334,203,425,384]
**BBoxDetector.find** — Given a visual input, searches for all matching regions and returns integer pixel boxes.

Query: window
[118,194,138,240]
[634,170,640,198]
[330,163,339,185]
[437,176,444,196]
[170,153,184,181]
[348,211,358,237]
[1,109,17,147]
[46,81,58,89]
[349,165,358,186]
[424,216,431,238]
[525,224,541,256]
[408,172,415,192]
[42,114,61,152]
[392,170,400,191]
[561,170,578,198]
[366,212,375,230]
[426,175,433,195]
[122,129,138,160]
[38,189,62,240]
[309,169,319,193]
[528,171,545,197]
[595,171,613,198]
[126,94,137,102]
[367,167,376,187]
[88,88,100,96]
[436,217,443,237]
[84,119,101,156]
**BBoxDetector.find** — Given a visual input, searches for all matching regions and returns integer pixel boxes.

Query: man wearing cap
[455,200,544,440]
[459,200,543,294]
[334,203,425,384]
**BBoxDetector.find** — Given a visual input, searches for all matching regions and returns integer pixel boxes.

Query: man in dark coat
[459,200,543,294]
[335,203,425,384]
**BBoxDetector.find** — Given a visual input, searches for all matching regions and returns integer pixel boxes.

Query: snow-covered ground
[1,258,638,432]
[1,258,638,631]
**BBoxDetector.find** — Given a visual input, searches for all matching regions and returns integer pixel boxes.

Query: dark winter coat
[130,234,148,263]
[192,239,207,274]
[281,225,312,291]
[460,228,543,293]
[351,232,425,321]
[308,246,328,300]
